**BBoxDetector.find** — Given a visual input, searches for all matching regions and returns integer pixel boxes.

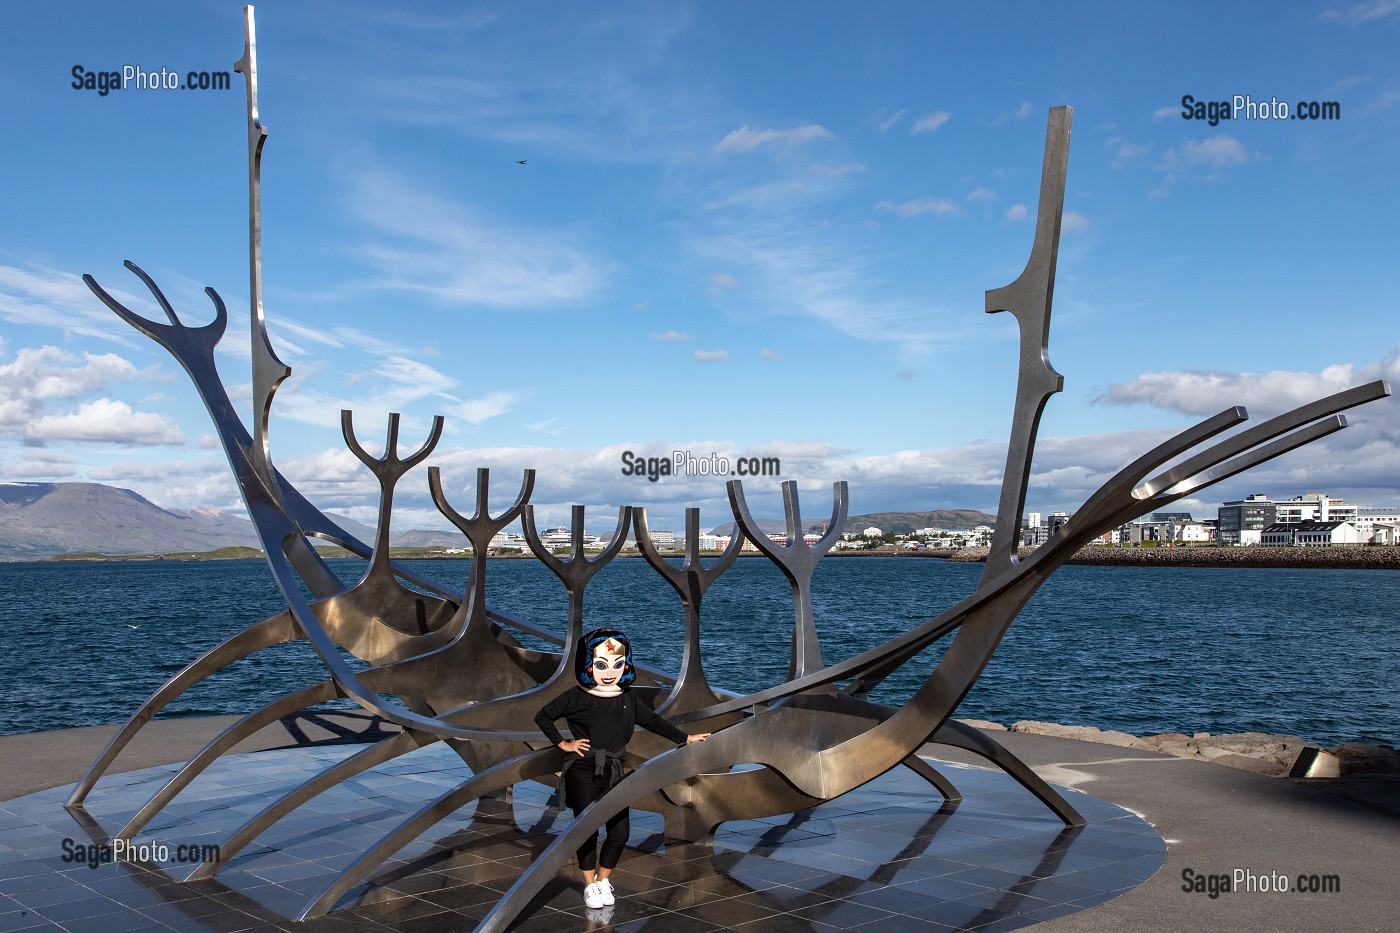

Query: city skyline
[2,1,1398,535]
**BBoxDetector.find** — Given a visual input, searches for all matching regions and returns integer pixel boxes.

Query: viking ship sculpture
[65,9,1389,931]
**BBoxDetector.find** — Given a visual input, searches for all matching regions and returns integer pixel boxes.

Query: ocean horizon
[1,556,1394,749]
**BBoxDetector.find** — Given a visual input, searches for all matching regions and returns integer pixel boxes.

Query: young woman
[534,628,710,909]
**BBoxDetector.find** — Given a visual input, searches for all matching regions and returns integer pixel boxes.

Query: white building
[862,526,883,538]
[1274,494,1357,525]
[1171,521,1212,544]
[1355,508,1400,543]
[1260,520,1359,547]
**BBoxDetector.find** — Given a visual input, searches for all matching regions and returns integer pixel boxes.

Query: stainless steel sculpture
[66,9,1390,932]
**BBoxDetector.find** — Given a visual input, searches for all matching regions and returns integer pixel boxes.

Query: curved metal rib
[299,746,564,919]
[66,610,299,808]
[932,720,1081,824]
[114,681,341,842]
[899,754,963,804]
[183,730,433,881]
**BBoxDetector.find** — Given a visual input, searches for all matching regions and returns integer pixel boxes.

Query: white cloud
[27,398,184,446]
[1318,0,1400,24]
[911,110,951,133]
[0,346,138,428]
[989,102,1035,125]
[966,187,997,203]
[810,162,868,177]
[650,331,693,342]
[0,345,181,446]
[709,273,738,294]
[1004,203,1030,222]
[1176,136,1248,168]
[872,108,907,133]
[348,169,605,309]
[0,262,149,344]
[454,391,519,425]
[1061,211,1090,233]
[1096,351,1400,417]
[686,221,946,352]
[875,196,960,218]
[0,449,78,480]
[1152,105,1178,121]
[714,124,834,152]
[760,348,780,360]
[526,418,567,435]
[87,458,244,513]
[693,349,729,362]
[1116,142,1149,160]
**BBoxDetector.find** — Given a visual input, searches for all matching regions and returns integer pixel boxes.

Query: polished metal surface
[71,10,1391,931]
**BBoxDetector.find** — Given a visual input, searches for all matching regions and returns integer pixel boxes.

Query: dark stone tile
[730,913,844,932]
[791,898,897,928]
[381,909,480,932]
[848,883,948,916]
[614,912,725,932]
[0,746,1165,933]
[678,893,781,927]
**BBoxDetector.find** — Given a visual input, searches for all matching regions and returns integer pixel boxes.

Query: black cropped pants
[564,765,630,871]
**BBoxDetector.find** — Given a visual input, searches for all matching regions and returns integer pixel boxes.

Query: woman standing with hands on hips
[535,628,710,910]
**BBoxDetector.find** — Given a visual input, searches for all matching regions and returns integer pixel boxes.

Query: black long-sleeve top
[535,686,688,752]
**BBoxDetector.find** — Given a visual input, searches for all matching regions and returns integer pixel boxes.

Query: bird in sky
[516,160,526,165]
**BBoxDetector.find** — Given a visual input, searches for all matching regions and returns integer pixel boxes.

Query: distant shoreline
[11,544,1400,570]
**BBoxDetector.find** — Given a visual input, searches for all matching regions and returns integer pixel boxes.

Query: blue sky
[2,0,1398,535]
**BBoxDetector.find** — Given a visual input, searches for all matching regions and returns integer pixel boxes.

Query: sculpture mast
[234,5,292,495]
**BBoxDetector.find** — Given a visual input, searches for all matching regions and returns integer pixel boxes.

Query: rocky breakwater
[946,545,1400,569]
[958,718,1400,780]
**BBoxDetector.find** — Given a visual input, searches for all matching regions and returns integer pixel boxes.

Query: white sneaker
[597,877,616,906]
[583,881,606,909]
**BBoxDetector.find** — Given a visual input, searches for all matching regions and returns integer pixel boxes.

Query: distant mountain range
[0,482,261,559]
[0,482,997,559]
[0,482,372,559]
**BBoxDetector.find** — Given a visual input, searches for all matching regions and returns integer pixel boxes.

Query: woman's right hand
[559,738,590,756]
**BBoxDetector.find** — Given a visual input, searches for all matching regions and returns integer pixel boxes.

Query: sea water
[0,556,1394,746]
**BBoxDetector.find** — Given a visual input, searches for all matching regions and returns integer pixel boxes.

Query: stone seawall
[943,544,1400,569]
[957,718,1400,781]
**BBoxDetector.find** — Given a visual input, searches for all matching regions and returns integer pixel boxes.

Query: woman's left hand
[686,733,711,744]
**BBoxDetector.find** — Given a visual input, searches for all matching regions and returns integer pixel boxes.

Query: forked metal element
[76,21,1393,929]
[727,480,847,680]
[342,410,445,582]
[633,507,744,715]
[429,467,536,629]
[522,503,634,674]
